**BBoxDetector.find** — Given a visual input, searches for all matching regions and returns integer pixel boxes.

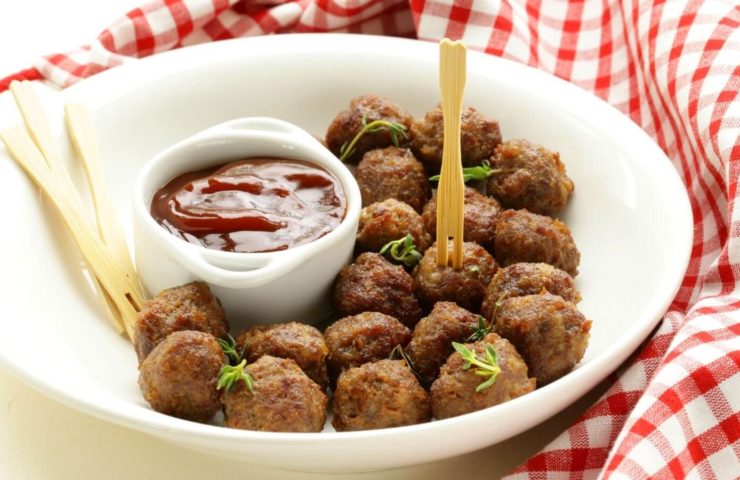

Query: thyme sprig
[217,359,254,393]
[429,160,503,183]
[339,114,408,162]
[389,344,423,383]
[452,342,501,392]
[217,334,246,365]
[467,295,506,342]
[379,234,422,268]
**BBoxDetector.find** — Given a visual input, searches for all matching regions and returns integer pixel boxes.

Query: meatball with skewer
[410,105,502,171]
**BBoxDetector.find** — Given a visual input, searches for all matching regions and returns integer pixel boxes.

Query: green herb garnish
[452,342,501,392]
[339,114,408,162]
[379,234,422,268]
[217,334,245,365]
[217,359,254,393]
[466,295,506,342]
[429,160,503,183]
[389,344,423,383]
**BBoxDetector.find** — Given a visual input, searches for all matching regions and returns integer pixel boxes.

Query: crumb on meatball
[413,240,497,313]
[221,355,327,432]
[494,294,591,385]
[356,147,431,213]
[236,322,329,390]
[481,263,580,321]
[324,312,411,385]
[332,359,431,431]
[139,330,225,422]
[422,187,501,252]
[134,282,229,363]
[325,95,413,163]
[487,139,574,216]
[333,252,423,328]
[431,333,535,420]
[410,105,502,170]
[406,302,481,387]
[494,209,580,276]
[356,199,432,254]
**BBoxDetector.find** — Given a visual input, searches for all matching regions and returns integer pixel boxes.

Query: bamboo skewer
[1,127,142,338]
[3,80,145,339]
[436,39,467,269]
[64,103,141,293]
[8,81,127,335]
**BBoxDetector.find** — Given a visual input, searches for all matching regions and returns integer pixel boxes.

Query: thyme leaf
[389,344,424,383]
[451,342,501,392]
[217,334,246,365]
[466,295,506,342]
[217,359,254,393]
[379,234,422,268]
[429,160,504,183]
[338,114,408,162]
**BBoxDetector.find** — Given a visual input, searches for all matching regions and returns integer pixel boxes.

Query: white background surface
[0,2,610,478]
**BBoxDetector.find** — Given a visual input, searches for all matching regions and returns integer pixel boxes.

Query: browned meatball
[422,187,502,251]
[333,252,423,328]
[494,209,580,276]
[410,105,502,170]
[481,263,580,321]
[325,95,413,163]
[406,302,480,387]
[221,355,327,432]
[495,294,591,385]
[139,330,225,422]
[431,333,535,419]
[324,312,411,384]
[235,322,329,390]
[356,199,432,254]
[356,147,430,212]
[134,282,229,363]
[487,139,574,216]
[413,241,497,312]
[332,359,430,431]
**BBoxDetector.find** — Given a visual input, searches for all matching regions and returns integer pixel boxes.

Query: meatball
[413,241,497,312]
[356,147,430,212]
[356,199,432,254]
[134,281,229,363]
[481,263,580,321]
[332,359,430,431]
[487,139,574,215]
[494,209,580,276]
[333,252,423,328]
[422,187,502,251]
[406,302,480,387]
[410,105,502,170]
[139,330,225,422]
[221,355,327,432]
[236,322,329,390]
[494,294,591,385]
[431,333,535,419]
[324,312,411,384]
[325,95,413,163]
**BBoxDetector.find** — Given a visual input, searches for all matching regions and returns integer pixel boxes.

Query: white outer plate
[0,34,691,472]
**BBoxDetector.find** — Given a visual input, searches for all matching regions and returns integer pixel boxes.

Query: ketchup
[151,158,347,253]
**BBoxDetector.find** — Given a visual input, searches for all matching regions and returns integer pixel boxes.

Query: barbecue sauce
[151,158,346,253]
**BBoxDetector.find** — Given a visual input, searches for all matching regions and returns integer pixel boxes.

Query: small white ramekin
[132,117,361,328]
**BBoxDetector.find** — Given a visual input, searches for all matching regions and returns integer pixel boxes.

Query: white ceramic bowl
[0,35,692,473]
[133,117,361,327]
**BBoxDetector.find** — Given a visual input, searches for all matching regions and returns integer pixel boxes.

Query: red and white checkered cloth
[2,1,738,478]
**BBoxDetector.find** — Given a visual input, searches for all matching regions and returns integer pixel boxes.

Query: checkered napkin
[2,1,738,478]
